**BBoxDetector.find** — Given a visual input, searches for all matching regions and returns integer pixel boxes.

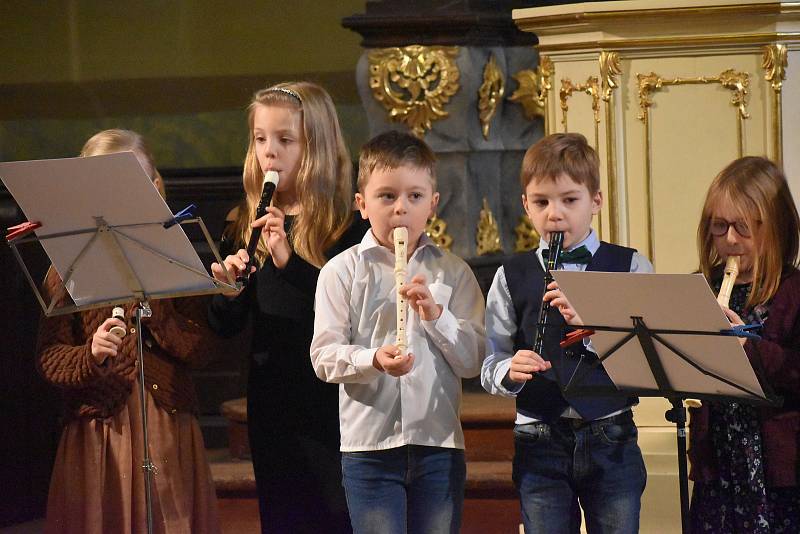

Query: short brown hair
[357,130,437,192]
[520,133,600,194]
[698,156,800,307]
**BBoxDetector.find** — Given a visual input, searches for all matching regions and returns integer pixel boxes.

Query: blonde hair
[235,81,353,268]
[698,156,800,308]
[520,133,600,194]
[80,128,165,198]
[357,130,437,192]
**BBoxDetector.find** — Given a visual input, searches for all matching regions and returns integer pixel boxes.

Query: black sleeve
[207,219,251,338]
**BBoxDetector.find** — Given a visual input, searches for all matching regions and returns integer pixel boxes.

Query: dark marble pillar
[344,1,543,259]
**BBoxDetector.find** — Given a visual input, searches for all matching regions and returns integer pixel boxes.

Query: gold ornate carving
[559,76,600,132]
[762,44,788,91]
[509,56,553,123]
[425,214,453,251]
[637,69,751,121]
[762,44,788,164]
[599,51,621,102]
[514,216,540,253]
[368,45,461,138]
[478,54,505,140]
[476,198,503,256]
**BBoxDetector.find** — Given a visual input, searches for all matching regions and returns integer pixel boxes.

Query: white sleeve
[310,261,383,384]
[421,260,486,378]
[481,267,525,397]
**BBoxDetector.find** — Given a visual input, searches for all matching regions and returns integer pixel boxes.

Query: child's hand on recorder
[373,345,415,377]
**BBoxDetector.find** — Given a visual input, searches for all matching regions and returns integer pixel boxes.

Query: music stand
[550,270,780,534]
[0,152,238,534]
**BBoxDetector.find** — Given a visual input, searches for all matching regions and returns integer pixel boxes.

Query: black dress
[209,214,369,534]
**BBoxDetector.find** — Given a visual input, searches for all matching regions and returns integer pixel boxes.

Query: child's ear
[429,191,440,217]
[591,189,603,215]
[355,192,368,220]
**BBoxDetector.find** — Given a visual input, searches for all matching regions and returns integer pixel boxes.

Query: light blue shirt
[480,230,654,423]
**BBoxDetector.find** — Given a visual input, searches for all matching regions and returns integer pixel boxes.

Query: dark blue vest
[503,242,638,422]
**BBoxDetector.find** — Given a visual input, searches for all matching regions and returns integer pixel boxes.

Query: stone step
[461,391,515,463]
[209,448,515,500]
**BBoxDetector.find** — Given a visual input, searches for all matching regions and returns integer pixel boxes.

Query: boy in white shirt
[311,130,486,534]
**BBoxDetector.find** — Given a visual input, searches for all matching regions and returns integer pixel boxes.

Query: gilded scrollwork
[762,44,788,164]
[476,198,503,256]
[425,214,453,251]
[599,51,622,102]
[514,216,540,253]
[559,76,600,131]
[478,54,505,140]
[509,56,553,121]
[636,69,751,121]
[762,44,788,92]
[368,45,461,137]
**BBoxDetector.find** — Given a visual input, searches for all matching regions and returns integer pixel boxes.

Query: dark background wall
[0,1,366,525]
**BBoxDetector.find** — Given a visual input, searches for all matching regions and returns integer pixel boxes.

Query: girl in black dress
[209,82,367,534]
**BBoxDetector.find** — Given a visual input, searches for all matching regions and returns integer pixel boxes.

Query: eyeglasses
[709,218,753,238]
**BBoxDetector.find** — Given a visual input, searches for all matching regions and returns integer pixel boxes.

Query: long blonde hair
[234,81,353,268]
[80,128,166,198]
[698,156,800,308]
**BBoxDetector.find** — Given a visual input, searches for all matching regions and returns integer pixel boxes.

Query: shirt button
[130,327,136,334]
[152,384,159,390]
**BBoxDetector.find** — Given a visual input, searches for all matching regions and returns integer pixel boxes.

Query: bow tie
[541,245,592,265]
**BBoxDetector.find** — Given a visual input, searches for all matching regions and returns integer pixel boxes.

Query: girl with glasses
[689,156,800,533]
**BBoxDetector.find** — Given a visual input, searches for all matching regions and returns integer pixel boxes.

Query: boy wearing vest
[481,133,652,534]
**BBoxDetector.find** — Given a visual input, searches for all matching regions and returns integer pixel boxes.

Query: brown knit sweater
[36,269,221,419]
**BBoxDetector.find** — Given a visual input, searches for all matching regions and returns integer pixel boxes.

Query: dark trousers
[513,411,646,534]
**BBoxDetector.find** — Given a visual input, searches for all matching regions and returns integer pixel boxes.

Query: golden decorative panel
[762,44,788,163]
[509,56,553,131]
[514,215,540,253]
[425,214,453,251]
[599,51,622,243]
[368,45,461,138]
[559,76,601,151]
[478,54,505,140]
[637,69,751,124]
[636,68,751,263]
[476,198,503,256]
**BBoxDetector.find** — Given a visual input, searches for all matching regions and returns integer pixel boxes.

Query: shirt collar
[357,228,442,259]
[536,229,599,260]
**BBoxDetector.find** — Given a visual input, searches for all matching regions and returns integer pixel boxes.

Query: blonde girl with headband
[36,129,221,534]
[209,82,368,534]
[688,156,800,533]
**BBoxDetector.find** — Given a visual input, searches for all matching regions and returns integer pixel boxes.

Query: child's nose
[725,226,739,244]
[262,138,277,158]
[546,204,563,220]
[394,198,408,214]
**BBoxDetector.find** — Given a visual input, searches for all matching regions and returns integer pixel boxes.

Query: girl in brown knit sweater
[36,129,220,534]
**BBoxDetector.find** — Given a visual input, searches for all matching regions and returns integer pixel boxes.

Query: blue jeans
[341,445,465,534]
[513,411,646,534]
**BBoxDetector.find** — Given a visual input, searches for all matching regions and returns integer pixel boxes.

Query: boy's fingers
[410,274,426,285]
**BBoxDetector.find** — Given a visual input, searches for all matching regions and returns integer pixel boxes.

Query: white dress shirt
[480,230,654,423]
[311,230,486,452]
